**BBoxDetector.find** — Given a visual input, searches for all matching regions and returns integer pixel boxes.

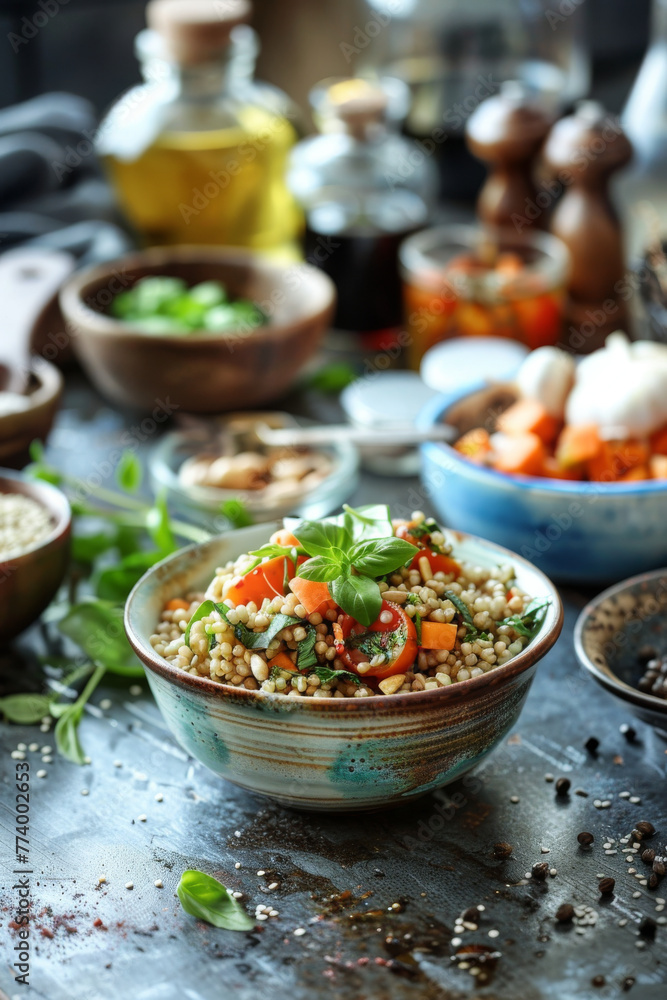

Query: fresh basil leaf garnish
[330,574,382,628]
[294,519,351,558]
[296,627,318,669]
[313,665,360,686]
[296,555,343,582]
[349,536,418,577]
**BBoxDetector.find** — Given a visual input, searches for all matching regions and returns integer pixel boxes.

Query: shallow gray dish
[574,568,667,733]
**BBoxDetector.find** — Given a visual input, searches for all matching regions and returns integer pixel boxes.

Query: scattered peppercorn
[493,842,513,860]
[555,903,574,923]
[619,723,636,742]
[648,873,661,890]
[598,877,615,895]
[652,858,666,876]
[642,848,656,865]
[622,976,635,992]
[585,736,600,754]
[555,777,571,796]
[639,916,657,939]
[461,907,480,923]
[592,975,605,988]
[532,862,550,881]
[578,831,595,847]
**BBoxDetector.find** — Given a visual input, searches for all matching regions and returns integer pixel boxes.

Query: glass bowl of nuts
[149,411,359,532]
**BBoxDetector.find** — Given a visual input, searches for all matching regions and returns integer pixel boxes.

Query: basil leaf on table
[115,450,142,494]
[220,498,253,529]
[349,536,418,577]
[71,530,118,564]
[54,705,86,765]
[176,870,255,930]
[330,574,382,628]
[0,693,54,724]
[58,600,144,677]
[95,550,162,602]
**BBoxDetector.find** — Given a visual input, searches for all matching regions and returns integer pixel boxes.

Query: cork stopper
[147,0,251,65]
[324,79,388,140]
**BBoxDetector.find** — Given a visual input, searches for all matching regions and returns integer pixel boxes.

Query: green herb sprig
[294,504,418,627]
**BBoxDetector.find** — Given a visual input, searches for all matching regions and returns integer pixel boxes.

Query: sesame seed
[234,830,241,838]
[138,814,147,822]
[42,756,53,764]
[232,891,243,899]
[84,756,91,765]
[125,882,134,890]
[98,876,106,884]
[510,795,519,803]
[603,843,612,850]
[550,868,558,877]
[269,909,279,917]
[234,862,241,869]
[81,789,89,796]
[17,743,26,751]
[155,793,163,802]
[268,882,278,890]
[11,751,25,760]
[544,774,554,782]
[293,928,306,936]
[619,791,631,799]
[633,892,642,898]
[154,879,163,888]
[451,937,462,946]
[99,699,112,710]
[28,742,39,752]
[629,796,641,804]
[130,685,142,696]
[257,913,268,921]
[488,929,499,938]
[39,724,50,732]
[113,760,122,768]
[618,919,628,927]
[257,870,265,876]
[541,847,550,854]
[36,770,47,778]
[605,850,617,855]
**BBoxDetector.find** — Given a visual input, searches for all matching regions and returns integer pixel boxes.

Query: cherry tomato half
[410,546,461,579]
[334,601,418,680]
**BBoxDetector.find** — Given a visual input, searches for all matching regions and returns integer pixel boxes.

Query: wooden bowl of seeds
[0,469,71,642]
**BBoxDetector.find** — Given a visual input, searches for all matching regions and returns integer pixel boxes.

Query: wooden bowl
[0,470,71,642]
[59,246,336,413]
[0,360,63,469]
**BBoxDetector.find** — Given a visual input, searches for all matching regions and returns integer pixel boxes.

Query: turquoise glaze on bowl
[419,384,667,585]
[125,523,562,811]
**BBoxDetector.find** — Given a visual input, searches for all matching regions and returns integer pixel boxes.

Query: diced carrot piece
[588,440,650,483]
[267,652,297,672]
[269,529,301,548]
[497,398,560,445]
[650,454,667,479]
[420,621,458,651]
[226,555,305,606]
[166,598,191,612]
[619,465,650,482]
[650,426,667,456]
[455,428,492,463]
[555,424,601,468]
[288,576,331,615]
[490,432,546,477]
[541,456,584,481]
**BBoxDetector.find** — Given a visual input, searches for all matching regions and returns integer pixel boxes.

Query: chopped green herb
[312,666,360,686]
[500,599,549,639]
[296,626,318,670]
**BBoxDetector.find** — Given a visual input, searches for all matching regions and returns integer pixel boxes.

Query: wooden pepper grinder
[543,101,633,353]
[465,81,555,229]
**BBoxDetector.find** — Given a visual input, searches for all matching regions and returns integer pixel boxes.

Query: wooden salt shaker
[465,81,555,230]
[543,101,632,353]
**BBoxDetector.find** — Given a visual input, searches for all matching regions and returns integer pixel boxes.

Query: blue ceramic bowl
[125,523,562,811]
[419,383,667,585]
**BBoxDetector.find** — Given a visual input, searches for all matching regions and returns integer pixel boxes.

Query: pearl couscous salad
[150,504,547,698]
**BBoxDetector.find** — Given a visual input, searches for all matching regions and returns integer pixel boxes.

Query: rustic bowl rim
[125,523,564,712]
[419,383,667,495]
[0,468,71,564]
[574,567,667,717]
[59,245,336,345]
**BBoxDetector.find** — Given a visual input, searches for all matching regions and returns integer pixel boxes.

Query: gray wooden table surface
[1,373,666,1000]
